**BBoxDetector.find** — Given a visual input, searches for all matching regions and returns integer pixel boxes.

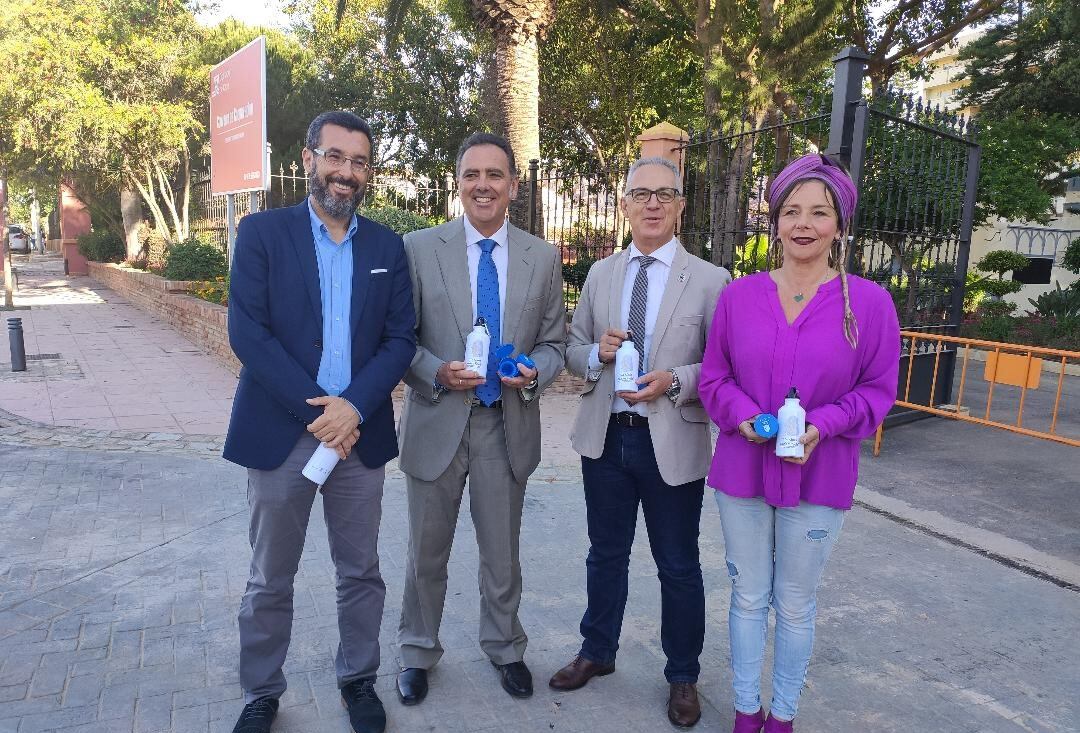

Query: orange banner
[210,36,267,195]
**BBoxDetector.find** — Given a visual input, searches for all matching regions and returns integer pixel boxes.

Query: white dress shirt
[589,237,677,415]
[464,217,509,334]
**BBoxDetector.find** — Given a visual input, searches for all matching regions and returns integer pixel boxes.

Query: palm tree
[338,0,554,168]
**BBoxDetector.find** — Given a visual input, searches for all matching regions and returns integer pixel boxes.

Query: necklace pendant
[793,293,805,303]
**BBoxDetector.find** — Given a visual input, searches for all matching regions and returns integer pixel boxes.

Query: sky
[195,0,291,29]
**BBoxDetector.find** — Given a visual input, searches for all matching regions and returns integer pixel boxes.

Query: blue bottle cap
[754,414,779,439]
[516,353,535,369]
[498,358,520,379]
[494,344,515,360]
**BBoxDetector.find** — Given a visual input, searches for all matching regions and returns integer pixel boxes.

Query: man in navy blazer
[224,111,415,733]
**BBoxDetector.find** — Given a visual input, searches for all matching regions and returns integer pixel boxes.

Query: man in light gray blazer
[550,157,730,729]
[396,132,567,705]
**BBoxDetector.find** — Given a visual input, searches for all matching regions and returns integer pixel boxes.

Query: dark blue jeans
[579,419,705,683]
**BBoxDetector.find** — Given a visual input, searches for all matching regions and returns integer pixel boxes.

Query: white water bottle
[302,442,340,487]
[775,387,806,458]
[464,318,490,376]
[614,339,640,392]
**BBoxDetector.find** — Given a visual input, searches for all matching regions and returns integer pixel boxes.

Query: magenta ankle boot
[764,712,794,732]
[732,708,764,733]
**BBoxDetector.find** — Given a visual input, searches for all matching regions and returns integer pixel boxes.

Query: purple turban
[768,153,858,229]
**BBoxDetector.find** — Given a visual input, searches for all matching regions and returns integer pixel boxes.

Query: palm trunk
[493,31,541,166]
[494,30,542,235]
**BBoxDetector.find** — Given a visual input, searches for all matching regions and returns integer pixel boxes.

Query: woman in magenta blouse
[699,154,900,733]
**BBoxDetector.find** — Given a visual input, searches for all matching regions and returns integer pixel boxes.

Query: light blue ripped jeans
[714,492,845,722]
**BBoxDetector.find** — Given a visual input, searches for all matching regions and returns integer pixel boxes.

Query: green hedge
[362,204,437,235]
[162,238,228,281]
[77,230,125,263]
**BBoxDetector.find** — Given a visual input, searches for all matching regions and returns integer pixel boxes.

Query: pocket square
[370,268,388,274]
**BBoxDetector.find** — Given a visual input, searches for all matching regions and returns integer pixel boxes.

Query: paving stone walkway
[1,438,1078,733]
[2,251,1078,732]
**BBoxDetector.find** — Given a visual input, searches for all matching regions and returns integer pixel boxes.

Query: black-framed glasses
[313,148,372,174]
[626,187,679,204]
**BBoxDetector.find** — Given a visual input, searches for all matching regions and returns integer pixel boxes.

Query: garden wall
[86,263,586,393]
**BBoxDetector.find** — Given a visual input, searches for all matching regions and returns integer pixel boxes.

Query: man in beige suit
[395,132,567,705]
[550,157,730,728]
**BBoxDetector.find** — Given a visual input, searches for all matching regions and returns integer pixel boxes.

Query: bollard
[7,317,26,372]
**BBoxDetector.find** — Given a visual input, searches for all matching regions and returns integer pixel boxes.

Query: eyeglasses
[313,148,372,174]
[626,187,679,204]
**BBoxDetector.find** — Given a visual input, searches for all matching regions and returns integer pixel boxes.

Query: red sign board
[209,37,268,195]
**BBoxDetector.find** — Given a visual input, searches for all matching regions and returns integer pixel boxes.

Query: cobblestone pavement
[1,436,1077,733]
[3,252,1078,731]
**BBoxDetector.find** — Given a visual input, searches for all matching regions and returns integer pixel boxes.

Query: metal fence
[191,163,459,250]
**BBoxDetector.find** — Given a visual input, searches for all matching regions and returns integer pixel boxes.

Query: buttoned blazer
[224,202,417,470]
[398,217,567,483]
[566,242,730,486]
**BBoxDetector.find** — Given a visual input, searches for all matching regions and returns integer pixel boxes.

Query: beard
[308,168,364,220]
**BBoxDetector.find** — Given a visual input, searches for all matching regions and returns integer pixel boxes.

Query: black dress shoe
[397,667,428,705]
[340,678,386,733]
[491,660,533,698]
[232,696,278,733]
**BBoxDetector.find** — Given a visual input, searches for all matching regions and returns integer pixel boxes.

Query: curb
[0,405,225,461]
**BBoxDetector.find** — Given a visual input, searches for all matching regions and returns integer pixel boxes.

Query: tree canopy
[957,0,1080,224]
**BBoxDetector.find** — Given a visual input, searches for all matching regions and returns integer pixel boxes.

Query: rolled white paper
[302,442,340,486]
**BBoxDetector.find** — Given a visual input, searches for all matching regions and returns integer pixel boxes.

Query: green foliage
[540,0,703,170]
[162,239,228,281]
[1028,283,1080,320]
[976,250,1031,278]
[971,300,1017,341]
[956,0,1080,225]
[287,0,483,177]
[979,279,1023,298]
[734,235,769,276]
[980,300,1017,318]
[194,275,230,307]
[1061,237,1080,275]
[77,230,126,264]
[970,112,1080,225]
[361,204,436,235]
[975,314,1015,342]
[0,0,204,241]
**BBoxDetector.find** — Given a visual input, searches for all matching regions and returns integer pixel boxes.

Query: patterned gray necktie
[627,255,656,373]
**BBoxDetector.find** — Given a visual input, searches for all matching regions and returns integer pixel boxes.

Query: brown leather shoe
[548,655,616,690]
[667,682,701,728]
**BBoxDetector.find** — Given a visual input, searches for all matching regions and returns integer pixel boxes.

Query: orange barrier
[873,330,1080,455]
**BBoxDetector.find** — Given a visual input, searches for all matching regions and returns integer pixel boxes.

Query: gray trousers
[398,405,528,669]
[238,432,386,703]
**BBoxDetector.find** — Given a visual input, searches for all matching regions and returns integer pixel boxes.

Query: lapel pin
[678,272,688,283]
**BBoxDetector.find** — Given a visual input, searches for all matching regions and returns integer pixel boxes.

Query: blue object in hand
[498,357,521,379]
[754,413,779,439]
[496,344,532,379]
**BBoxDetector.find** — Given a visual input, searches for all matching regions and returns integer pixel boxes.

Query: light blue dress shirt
[308,200,358,416]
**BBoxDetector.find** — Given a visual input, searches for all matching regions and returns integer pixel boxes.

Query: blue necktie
[475,238,502,405]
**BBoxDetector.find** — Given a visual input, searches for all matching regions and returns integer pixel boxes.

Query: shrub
[1061,236,1080,275]
[979,278,1024,298]
[975,250,1030,278]
[1028,283,1080,320]
[194,274,229,306]
[362,204,437,235]
[77,230,125,263]
[562,254,596,290]
[162,238,228,281]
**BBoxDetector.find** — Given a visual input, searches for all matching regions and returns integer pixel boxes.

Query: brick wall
[87,262,586,394]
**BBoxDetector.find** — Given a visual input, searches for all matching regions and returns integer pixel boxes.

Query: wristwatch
[665,368,681,403]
